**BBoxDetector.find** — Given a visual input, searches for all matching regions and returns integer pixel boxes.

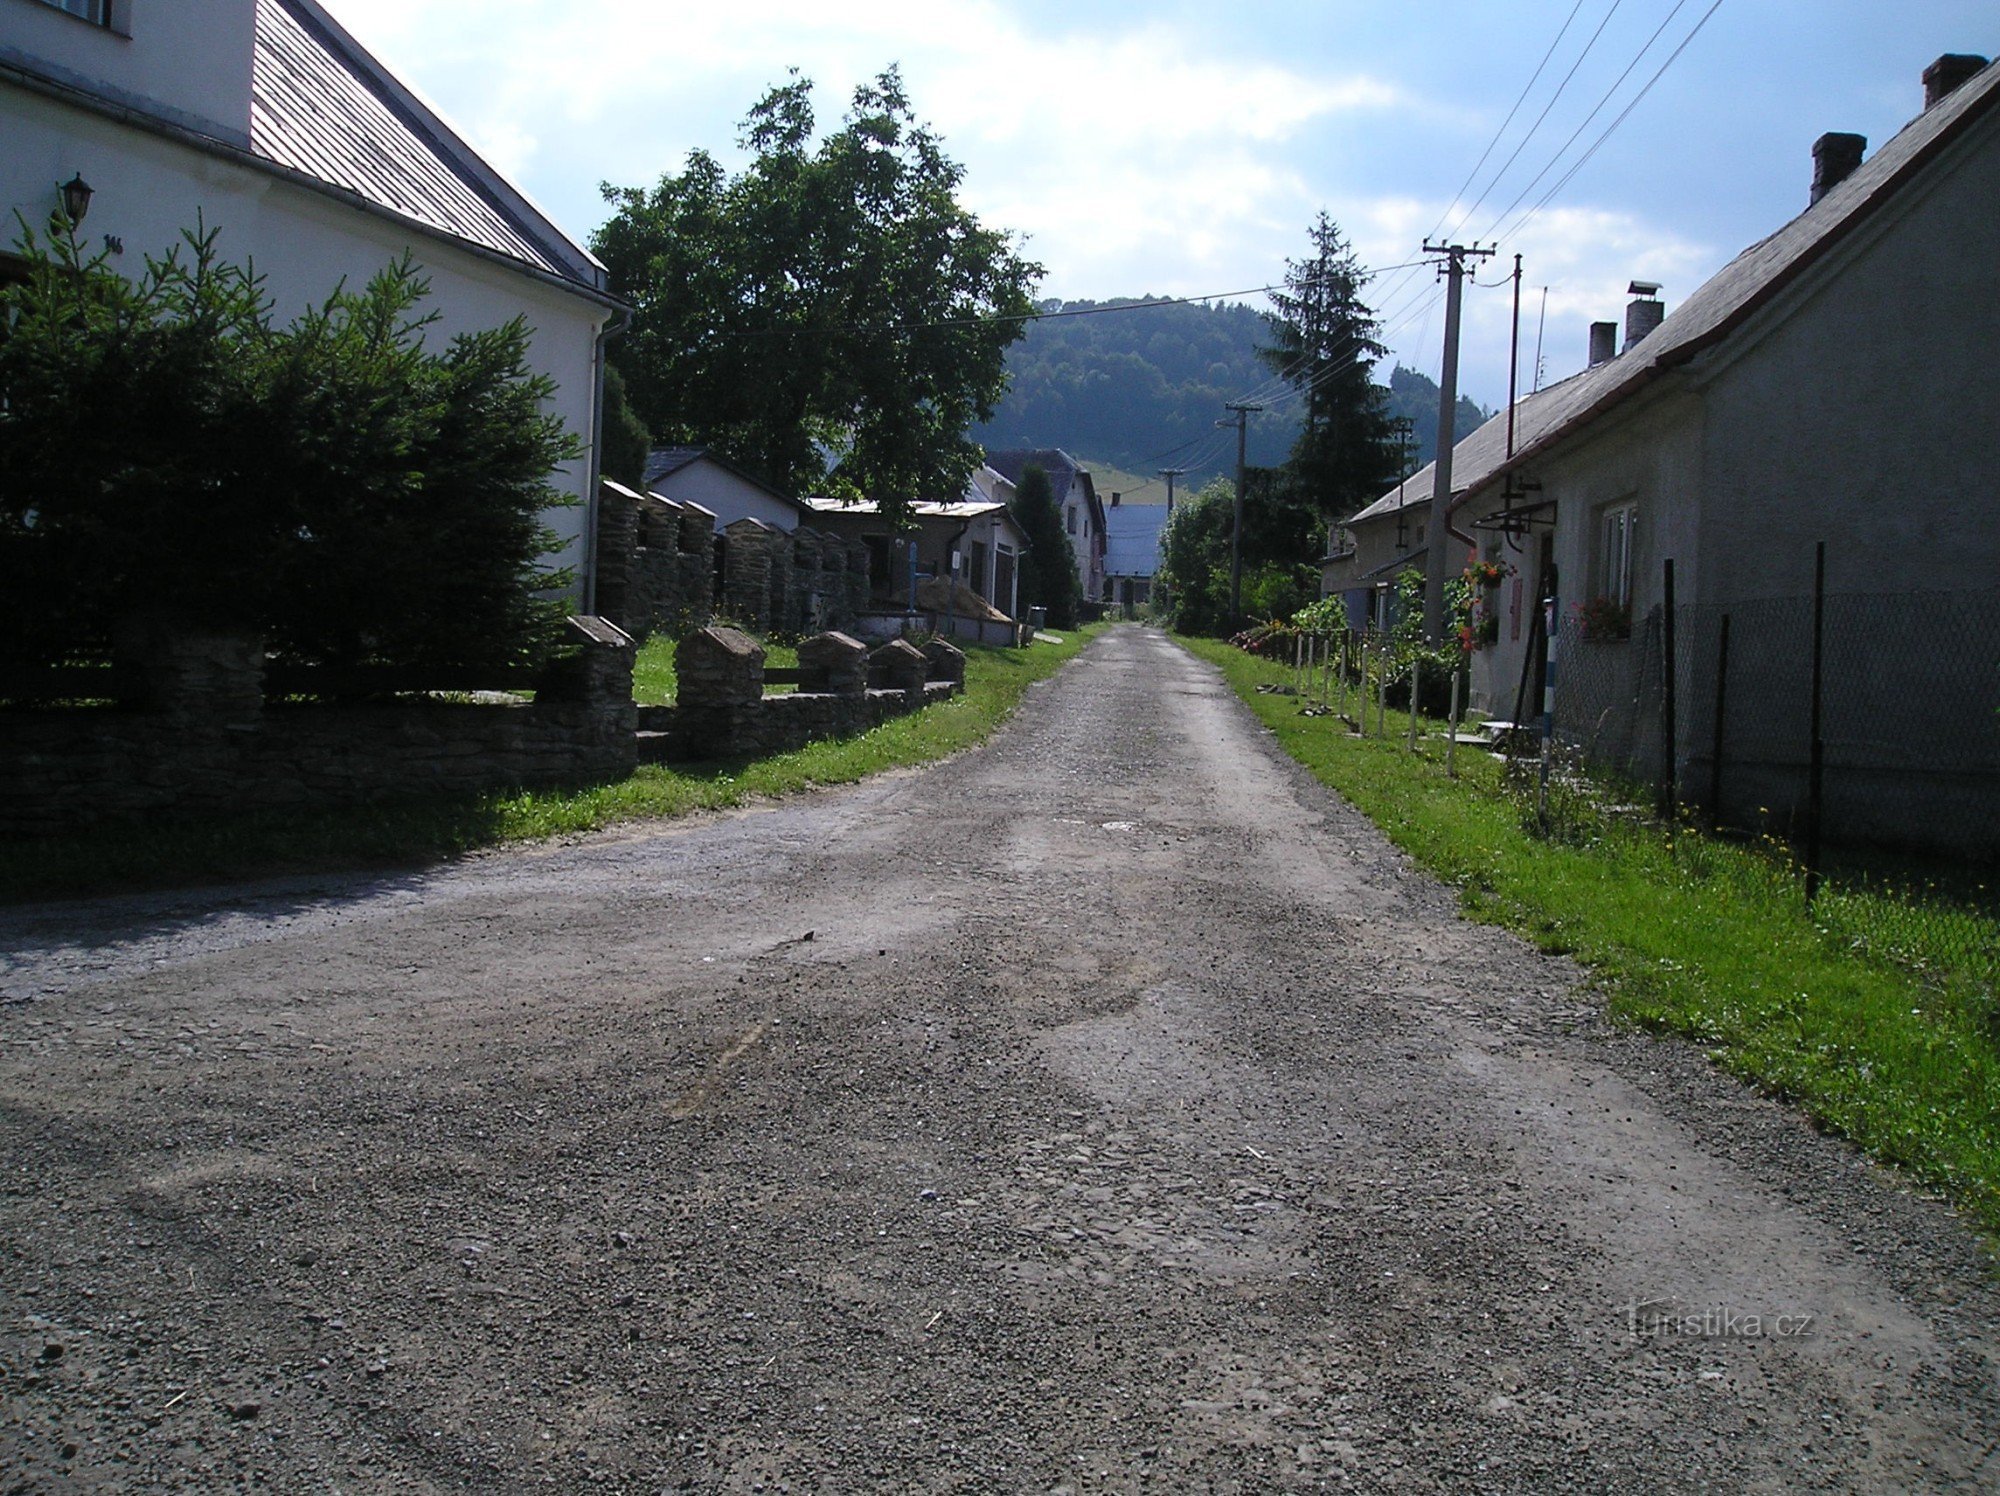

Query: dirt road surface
[3,626,1997,1491]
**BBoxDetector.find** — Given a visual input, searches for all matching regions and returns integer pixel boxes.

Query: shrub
[0,220,580,672]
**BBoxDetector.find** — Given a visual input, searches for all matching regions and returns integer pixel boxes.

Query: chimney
[1924,54,1988,109]
[1811,132,1866,204]
[1623,282,1665,352]
[1588,321,1618,367]
[1110,491,1121,508]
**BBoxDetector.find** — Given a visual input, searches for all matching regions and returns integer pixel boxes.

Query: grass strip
[1181,634,2000,1237]
[1,627,1101,904]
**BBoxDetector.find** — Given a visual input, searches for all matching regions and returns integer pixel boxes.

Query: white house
[642,446,809,535]
[982,448,1106,602]
[1,0,618,602]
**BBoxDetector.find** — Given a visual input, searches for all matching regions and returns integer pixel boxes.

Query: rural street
[2,625,1996,1491]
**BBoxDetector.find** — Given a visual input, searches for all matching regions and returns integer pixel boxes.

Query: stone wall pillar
[848,538,873,620]
[871,637,929,704]
[673,625,765,760]
[594,480,640,633]
[817,534,851,630]
[722,519,775,632]
[789,527,822,634]
[798,630,867,696]
[766,530,795,636]
[922,638,967,687]
[678,507,717,632]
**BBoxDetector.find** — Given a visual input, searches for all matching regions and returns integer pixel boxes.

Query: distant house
[1343,52,2000,854]
[982,448,1106,602]
[1,0,618,603]
[642,447,808,534]
[1102,498,1170,612]
[799,481,1029,643]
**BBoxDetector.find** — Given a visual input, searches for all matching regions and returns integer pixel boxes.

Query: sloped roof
[1104,505,1170,578]
[249,0,603,292]
[983,448,1105,531]
[1355,56,2000,523]
[643,446,808,511]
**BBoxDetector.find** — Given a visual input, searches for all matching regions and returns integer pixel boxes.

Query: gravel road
[3,625,1997,1492]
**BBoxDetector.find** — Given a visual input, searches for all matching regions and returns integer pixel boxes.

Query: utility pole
[1420,240,1493,643]
[1223,402,1262,624]
[1158,467,1188,515]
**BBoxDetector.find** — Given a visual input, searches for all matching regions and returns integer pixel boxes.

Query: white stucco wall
[2,0,257,144]
[652,461,800,534]
[3,82,609,590]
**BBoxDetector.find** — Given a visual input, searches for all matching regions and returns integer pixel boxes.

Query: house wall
[1,0,258,144]
[1692,111,2000,602]
[651,461,800,534]
[2,71,608,595]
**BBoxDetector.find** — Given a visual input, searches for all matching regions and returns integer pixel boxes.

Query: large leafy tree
[1259,213,1400,521]
[1158,476,1320,635]
[1006,464,1081,628]
[596,70,1040,519]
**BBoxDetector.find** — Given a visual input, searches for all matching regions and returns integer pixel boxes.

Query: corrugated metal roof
[1356,57,1999,523]
[249,0,569,279]
[1103,505,1169,577]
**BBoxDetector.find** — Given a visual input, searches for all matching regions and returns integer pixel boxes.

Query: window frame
[1598,500,1637,609]
[28,0,131,34]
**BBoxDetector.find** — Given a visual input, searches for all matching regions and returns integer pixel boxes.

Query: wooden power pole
[1420,241,1493,643]
[1224,402,1261,625]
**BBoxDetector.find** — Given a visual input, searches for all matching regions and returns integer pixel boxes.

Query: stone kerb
[871,637,930,701]
[797,631,868,696]
[922,638,967,687]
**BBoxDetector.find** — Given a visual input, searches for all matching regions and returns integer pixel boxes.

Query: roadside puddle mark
[667,1019,770,1119]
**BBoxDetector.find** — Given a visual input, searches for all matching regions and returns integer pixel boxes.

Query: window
[1598,502,1637,608]
[38,0,109,22]
[1064,506,1077,536]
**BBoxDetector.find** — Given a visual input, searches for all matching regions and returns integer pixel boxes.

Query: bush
[0,220,580,672]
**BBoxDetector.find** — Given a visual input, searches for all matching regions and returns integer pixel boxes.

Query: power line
[1439,0,1629,244]
[1491,0,1728,249]
[1476,0,1702,244]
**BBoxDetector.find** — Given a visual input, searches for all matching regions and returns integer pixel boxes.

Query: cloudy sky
[321,0,1994,408]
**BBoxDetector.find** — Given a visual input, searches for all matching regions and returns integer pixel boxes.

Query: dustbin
[1027,607,1047,632]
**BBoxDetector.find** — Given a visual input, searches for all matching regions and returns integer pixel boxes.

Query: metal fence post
[1446,662,1462,778]
[1660,558,1677,819]
[1408,655,1421,751]
[1708,612,1730,820]
[1804,542,1826,907]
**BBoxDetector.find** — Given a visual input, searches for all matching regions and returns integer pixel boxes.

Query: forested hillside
[972,296,1488,494]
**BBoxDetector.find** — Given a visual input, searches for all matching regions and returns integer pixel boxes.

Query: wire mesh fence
[1553,587,2000,863]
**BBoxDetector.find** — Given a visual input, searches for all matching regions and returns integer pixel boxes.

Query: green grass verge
[0,627,1103,904]
[1181,634,2000,1236]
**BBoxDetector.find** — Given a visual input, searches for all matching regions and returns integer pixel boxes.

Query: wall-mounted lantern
[58,172,94,227]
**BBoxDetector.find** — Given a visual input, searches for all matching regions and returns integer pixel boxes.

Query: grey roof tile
[250,0,576,281]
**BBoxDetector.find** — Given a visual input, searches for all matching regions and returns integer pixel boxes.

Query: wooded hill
[972,295,1490,495]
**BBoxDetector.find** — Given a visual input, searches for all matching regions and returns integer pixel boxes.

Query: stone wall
[599,482,866,642]
[0,618,637,839]
[648,628,962,763]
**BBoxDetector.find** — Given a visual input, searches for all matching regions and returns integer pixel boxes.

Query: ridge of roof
[641,446,808,511]
[1356,57,1999,520]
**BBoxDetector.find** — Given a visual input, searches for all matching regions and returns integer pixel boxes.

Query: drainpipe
[580,304,632,617]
